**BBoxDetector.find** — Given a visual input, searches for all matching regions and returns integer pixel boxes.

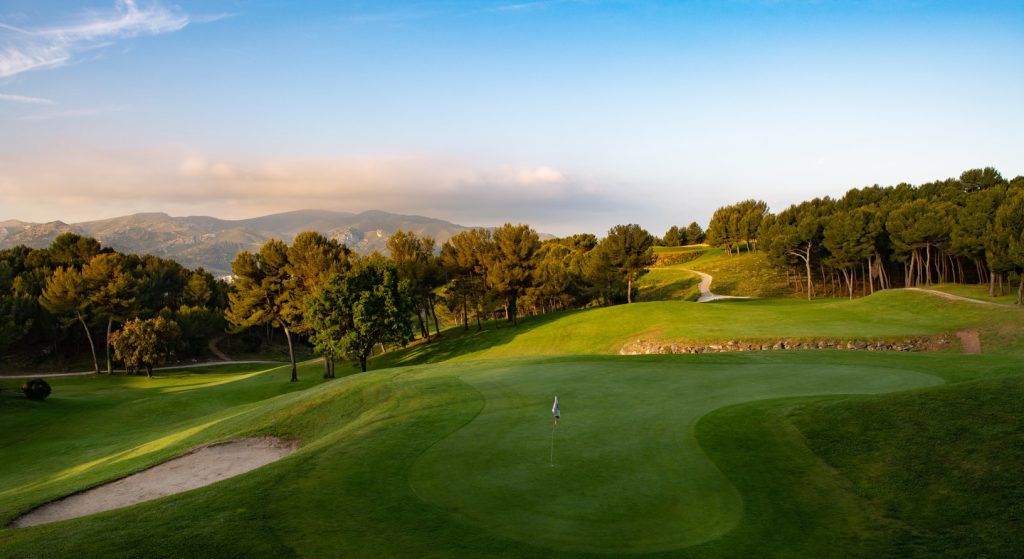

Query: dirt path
[905,288,1017,308]
[11,438,298,528]
[956,330,982,354]
[0,360,282,379]
[207,336,232,361]
[683,269,750,303]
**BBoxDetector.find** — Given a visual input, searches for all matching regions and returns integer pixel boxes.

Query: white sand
[12,437,297,527]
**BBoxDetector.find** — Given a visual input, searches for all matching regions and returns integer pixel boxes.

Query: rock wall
[619,335,954,355]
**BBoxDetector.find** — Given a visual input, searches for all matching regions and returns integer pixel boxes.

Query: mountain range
[0,210,479,276]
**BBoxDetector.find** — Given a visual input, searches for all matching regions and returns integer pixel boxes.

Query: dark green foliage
[761,198,834,299]
[388,230,444,340]
[990,189,1024,304]
[440,229,493,331]
[20,378,51,401]
[172,305,226,357]
[110,316,181,377]
[600,224,655,303]
[685,221,706,244]
[662,225,682,246]
[707,199,768,254]
[226,239,302,381]
[306,258,415,372]
[485,223,540,325]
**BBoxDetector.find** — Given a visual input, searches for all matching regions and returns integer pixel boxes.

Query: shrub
[21,378,51,401]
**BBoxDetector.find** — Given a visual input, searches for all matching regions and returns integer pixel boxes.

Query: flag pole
[550,421,556,466]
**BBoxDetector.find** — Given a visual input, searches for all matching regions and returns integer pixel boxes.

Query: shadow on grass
[368,310,587,371]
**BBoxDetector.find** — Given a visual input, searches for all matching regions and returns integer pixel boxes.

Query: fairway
[410,359,941,553]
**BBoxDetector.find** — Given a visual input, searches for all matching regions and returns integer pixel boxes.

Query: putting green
[410,359,942,553]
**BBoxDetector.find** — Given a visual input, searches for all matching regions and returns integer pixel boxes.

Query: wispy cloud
[493,2,551,11]
[0,1,188,79]
[18,105,124,120]
[0,92,54,104]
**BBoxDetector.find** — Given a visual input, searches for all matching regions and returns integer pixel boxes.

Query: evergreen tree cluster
[702,167,1024,302]
[0,233,227,371]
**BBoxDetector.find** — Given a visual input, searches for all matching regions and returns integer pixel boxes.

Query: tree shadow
[368,310,585,370]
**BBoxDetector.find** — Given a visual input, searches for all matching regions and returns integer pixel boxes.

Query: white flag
[552,396,560,423]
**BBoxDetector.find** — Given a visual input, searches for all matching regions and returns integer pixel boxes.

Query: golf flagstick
[550,396,560,467]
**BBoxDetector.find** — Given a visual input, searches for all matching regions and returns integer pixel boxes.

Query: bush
[21,378,51,401]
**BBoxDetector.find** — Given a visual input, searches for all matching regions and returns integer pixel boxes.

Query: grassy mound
[374,289,1021,369]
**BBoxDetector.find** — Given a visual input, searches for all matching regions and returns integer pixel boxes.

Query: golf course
[2,286,1022,558]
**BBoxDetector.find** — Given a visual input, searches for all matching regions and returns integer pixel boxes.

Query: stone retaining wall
[619,335,954,355]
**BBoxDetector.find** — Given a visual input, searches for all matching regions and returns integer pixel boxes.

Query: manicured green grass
[790,375,1024,558]
[373,290,1021,369]
[637,266,701,301]
[2,292,1022,557]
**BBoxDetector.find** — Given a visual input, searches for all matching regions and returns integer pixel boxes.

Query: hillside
[1,293,1022,557]
[0,210,476,275]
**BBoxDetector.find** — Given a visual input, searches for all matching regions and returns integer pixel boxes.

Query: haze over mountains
[0,210,477,276]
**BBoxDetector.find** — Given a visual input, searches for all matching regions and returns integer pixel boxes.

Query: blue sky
[1,0,1022,235]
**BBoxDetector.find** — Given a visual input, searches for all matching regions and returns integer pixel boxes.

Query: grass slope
[685,248,790,298]
[374,290,1020,369]
[1,293,1022,557]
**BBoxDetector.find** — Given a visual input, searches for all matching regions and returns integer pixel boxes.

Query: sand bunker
[13,437,297,528]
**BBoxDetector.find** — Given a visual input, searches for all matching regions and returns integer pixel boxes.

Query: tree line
[0,223,659,379]
[224,224,658,380]
[704,167,1024,303]
[0,233,227,371]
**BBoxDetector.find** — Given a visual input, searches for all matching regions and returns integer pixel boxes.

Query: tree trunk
[627,273,634,304]
[462,293,469,331]
[1017,273,1023,306]
[805,245,814,300]
[416,311,428,342]
[359,355,367,372]
[283,324,298,382]
[77,312,99,373]
[323,357,331,379]
[990,270,996,297]
[430,299,441,336]
[842,268,853,300]
[145,365,153,378]
[105,317,114,374]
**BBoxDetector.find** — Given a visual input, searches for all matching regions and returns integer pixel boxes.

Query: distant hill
[0,210,480,276]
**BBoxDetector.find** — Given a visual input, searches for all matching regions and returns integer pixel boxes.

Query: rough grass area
[686,248,792,297]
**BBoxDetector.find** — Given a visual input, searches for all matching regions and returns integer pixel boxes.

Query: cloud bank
[0,0,188,78]
[0,149,633,234]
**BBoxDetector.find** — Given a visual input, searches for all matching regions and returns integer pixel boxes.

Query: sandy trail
[904,287,1017,308]
[12,438,297,528]
[0,360,281,379]
[683,269,751,303]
